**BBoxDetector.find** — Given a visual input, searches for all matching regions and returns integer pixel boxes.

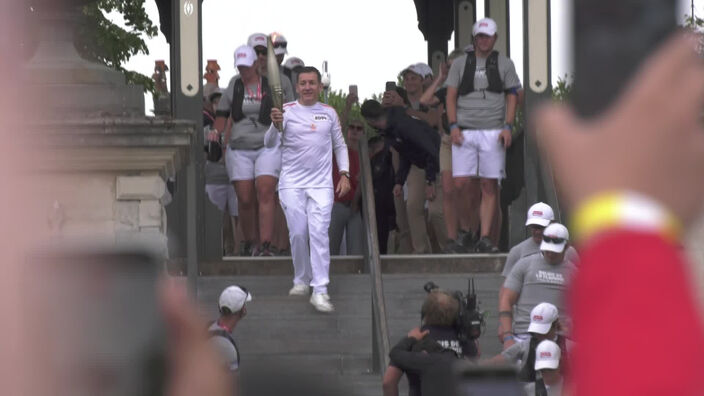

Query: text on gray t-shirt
[503,254,577,334]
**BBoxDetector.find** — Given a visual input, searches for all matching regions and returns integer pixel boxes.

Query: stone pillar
[455,0,477,50]
[24,0,194,260]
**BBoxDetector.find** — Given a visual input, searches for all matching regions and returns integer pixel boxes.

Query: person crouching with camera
[383,290,477,396]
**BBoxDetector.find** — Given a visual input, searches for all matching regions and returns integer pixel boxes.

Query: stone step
[175,253,508,276]
[197,273,506,365]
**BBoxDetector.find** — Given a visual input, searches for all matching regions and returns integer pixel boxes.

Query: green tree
[75,0,158,93]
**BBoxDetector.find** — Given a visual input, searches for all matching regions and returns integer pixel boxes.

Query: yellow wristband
[572,191,682,243]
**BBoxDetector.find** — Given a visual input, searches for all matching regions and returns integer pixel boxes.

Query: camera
[423,279,485,342]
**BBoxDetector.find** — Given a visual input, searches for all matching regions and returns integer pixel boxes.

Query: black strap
[458,50,503,95]
[230,77,273,125]
[209,328,240,366]
[517,336,539,382]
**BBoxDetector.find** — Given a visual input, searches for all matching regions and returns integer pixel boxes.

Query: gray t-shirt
[503,254,577,334]
[502,338,531,365]
[208,322,239,371]
[217,76,271,151]
[280,66,295,102]
[204,161,230,185]
[446,52,521,130]
[502,238,580,277]
[203,125,230,185]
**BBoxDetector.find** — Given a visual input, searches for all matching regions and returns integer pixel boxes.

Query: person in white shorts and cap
[445,17,522,253]
[265,66,350,312]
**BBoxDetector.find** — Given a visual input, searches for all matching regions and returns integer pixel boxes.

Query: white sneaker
[288,284,310,296]
[309,293,335,312]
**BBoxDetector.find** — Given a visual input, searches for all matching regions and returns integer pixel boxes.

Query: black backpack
[458,50,503,96]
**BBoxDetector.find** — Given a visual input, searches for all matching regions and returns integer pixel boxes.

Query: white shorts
[226,146,281,181]
[205,184,239,216]
[451,129,506,179]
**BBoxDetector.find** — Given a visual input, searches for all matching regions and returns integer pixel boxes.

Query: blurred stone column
[24,0,194,258]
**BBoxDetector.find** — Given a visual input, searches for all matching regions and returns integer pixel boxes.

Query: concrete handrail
[357,135,391,374]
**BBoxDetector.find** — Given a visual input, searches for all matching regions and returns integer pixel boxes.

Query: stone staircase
[194,255,506,396]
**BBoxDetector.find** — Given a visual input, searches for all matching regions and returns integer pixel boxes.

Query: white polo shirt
[265,101,349,189]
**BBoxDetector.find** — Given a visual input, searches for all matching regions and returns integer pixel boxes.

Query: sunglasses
[254,47,267,56]
[542,236,566,244]
[348,125,364,131]
[274,42,287,49]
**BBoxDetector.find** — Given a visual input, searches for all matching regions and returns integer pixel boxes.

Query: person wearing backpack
[208,285,252,395]
[445,17,522,253]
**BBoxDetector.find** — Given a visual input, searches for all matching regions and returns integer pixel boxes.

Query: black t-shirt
[395,325,475,396]
[433,87,451,134]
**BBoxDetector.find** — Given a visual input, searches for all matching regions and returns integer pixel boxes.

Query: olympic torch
[266,35,284,131]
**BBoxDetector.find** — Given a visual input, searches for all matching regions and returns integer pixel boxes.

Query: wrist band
[449,123,459,130]
[572,191,682,243]
[502,334,515,342]
[498,311,513,317]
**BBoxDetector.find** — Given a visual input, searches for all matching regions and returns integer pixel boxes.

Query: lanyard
[245,81,262,101]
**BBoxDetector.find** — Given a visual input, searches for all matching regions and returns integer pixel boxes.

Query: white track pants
[279,187,334,294]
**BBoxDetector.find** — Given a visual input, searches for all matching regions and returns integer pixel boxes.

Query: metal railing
[357,135,391,374]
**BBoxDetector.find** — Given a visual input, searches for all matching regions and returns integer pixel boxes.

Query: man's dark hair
[295,66,321,84]
[421,290,459,327]
[361,99,384,120]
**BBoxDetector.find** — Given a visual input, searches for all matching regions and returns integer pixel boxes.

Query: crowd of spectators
[201,17,528,257]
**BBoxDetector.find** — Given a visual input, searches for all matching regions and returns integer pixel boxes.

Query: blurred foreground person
[536,34,704,395]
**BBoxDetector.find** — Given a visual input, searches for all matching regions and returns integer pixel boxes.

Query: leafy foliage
[551,75,573,102]
[75,0,158,93]
[319,89,376,137]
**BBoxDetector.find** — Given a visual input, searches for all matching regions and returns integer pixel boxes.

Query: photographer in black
[361,100,440,252]
[383,288,478,396]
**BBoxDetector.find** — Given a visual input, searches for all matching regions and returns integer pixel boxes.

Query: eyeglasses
[348,125,364,131]
[254,47,267,56]
[273,42,287,49]
[542,236,566,244]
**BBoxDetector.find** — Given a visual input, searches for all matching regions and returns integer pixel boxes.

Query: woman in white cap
[210,45,280,256]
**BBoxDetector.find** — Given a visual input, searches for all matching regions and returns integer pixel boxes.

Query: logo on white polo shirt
[314,114,328,121]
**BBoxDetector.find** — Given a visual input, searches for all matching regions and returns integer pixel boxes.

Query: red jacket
[570,230,704,395]
[332,149,359,204]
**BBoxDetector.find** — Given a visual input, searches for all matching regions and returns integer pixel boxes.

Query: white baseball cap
[414,63,434,78]
[247,32,268,49]
[400,63,425,79]
[527,302,559,334]
[540,223,569,253]
[234,45,257,68]
[284,57,305,70]
[271,32,288,55]
[526,202,554,227]
[218,285,252,313]
[473,17,498,36]
[535,340,561,371]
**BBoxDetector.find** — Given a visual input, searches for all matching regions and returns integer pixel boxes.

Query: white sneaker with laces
[288,284,310,296]
[309,293,335,312]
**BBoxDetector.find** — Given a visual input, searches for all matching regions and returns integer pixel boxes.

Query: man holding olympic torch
[264,62,350,313]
